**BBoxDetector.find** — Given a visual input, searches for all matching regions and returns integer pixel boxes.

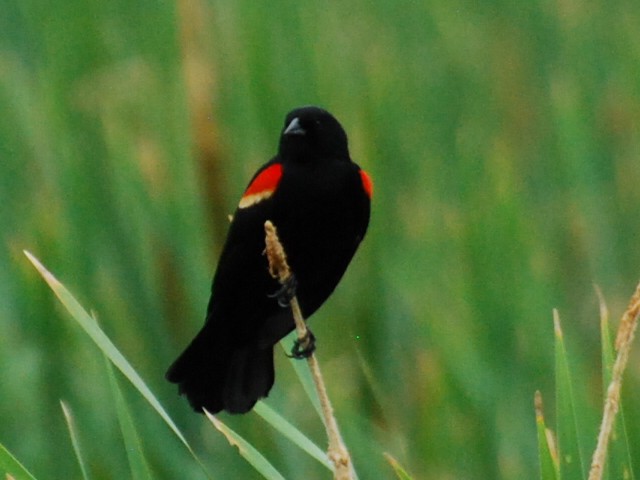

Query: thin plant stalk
[264,220,355,480]
[588,282,640,480]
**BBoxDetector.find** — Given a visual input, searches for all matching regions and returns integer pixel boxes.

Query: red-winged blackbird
[166,106,372,414]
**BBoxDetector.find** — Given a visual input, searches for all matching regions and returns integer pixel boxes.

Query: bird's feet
[268,274,298,307]
[288,330,316,359]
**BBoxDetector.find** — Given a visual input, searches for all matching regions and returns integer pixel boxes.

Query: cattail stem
[264,220,355,480]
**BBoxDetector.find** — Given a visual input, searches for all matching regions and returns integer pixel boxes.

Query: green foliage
[385,453,416,480]
[205,411,287,480]
[535,391,560,480]
[0,442,37,480]
[554,311,586,478]
[253,402,332,471]
[105,359,154,480]
[537,299,637,480]
[60,401,91,480]
[26,253,334,479]
[23,252,195,458]
[2,0,640,478]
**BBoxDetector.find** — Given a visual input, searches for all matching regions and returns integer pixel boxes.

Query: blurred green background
[2,0,640,478]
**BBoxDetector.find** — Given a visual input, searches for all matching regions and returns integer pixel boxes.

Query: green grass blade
[104,358,153,480]
[253,401,331,470]
[598,290,635,480]
[23,251,208,475]
[60,401,91,480]
[204,410,286,480]
[280,334,322,418]
[0,443,37,480]
[553,310,585,479]
[535,391,560,480]
[383,453,415,480]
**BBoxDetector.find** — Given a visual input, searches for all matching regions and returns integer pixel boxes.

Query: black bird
[166,106,372,414]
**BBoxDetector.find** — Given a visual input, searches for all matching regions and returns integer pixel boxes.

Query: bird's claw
[268,274,298,307]
[288,330,316,359]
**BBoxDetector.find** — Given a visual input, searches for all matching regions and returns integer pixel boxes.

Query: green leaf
[535,391,560,480]
[383,453,414,480]
[23,251,209,476]
[253,402,331,470]
[104,358,153,480]
[281,333,322,418]
[0,442,37,480]
[204,410,286,480]
[554,309,585,479]
[60,401,90,480]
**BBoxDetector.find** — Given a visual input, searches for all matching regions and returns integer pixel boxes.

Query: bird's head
[278,106,350,162]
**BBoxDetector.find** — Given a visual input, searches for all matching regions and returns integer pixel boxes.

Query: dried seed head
[264,220,292,284]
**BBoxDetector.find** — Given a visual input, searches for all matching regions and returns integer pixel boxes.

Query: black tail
[166,324,275,414]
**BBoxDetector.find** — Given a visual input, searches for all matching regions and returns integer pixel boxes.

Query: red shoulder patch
[359,170,373,199]
[238,163,283,209]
